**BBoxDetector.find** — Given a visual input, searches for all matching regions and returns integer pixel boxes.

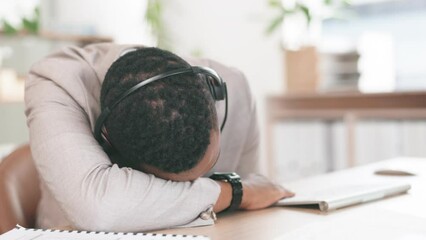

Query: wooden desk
[266,91,426,178]
[157,158,426,240]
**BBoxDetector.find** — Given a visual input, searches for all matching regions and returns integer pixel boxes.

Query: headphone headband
[94,66,228,153]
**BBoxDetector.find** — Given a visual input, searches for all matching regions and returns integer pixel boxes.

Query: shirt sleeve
[25,46,220,232]
[234,73,262,178]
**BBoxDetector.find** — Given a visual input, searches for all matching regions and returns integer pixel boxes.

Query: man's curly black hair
[100,47,218,173]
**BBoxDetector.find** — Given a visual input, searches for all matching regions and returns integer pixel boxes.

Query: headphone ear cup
[213,81,225,100]
[207,76,225,101]
[205,76,219,100]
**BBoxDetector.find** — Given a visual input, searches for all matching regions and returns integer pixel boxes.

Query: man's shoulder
[28,43,147,97]
[31,43,143,81]
[26,43,147,127]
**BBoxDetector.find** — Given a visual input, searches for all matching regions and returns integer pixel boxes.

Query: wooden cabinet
[266,91,426,179]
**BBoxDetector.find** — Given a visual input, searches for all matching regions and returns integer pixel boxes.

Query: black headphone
[94,66,228,153]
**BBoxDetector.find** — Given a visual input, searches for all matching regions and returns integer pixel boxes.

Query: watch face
[210,172,240,181]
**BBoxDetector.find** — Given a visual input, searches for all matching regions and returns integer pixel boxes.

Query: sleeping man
[26,44,294,232]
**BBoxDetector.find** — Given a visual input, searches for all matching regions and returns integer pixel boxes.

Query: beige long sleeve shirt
[25,43,260,232]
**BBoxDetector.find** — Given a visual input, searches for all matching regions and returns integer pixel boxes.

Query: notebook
[276,182,411,212]
[0,225,210,240]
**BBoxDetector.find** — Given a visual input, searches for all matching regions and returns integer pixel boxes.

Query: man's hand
[240,174,294,210]
[213,174,294,212]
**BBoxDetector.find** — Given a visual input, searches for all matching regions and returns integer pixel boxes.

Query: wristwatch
[209,172,243,212]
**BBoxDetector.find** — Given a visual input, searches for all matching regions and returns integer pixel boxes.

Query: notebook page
[0,226,210,240]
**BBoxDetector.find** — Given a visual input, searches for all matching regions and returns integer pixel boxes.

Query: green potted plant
[266,0,351,93]
[1,7,40,35]
[0,6,42,77]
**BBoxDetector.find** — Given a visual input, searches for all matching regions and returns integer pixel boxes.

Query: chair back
[0,144,40,234]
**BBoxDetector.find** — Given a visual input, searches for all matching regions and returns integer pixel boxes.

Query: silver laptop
[276,182,411,212]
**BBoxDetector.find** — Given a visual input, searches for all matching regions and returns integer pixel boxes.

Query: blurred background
[1,0,425,181]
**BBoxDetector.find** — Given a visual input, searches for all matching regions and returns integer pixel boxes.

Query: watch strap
[210,172,243,212]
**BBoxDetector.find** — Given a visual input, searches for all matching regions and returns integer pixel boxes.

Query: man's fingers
[285,191,295,197]
[278,186,295,198]
[241,175,296,210]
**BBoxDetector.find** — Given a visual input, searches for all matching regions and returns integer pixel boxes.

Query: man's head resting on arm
[99,47,221,182]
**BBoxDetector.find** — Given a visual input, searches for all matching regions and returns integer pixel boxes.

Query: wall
[162,0,283,95]
[40,0,155,44]
[323,1,426,91]
[0,102,28,145]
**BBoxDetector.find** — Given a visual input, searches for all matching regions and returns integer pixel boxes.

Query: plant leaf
[298,4,312,25]
[265,14,284,35]
[268,0,282,8]
[2,20,18,35]
[324,0,333,5]
[146,0,163,36]
[22,6,40,34]
[22,17,38,34]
